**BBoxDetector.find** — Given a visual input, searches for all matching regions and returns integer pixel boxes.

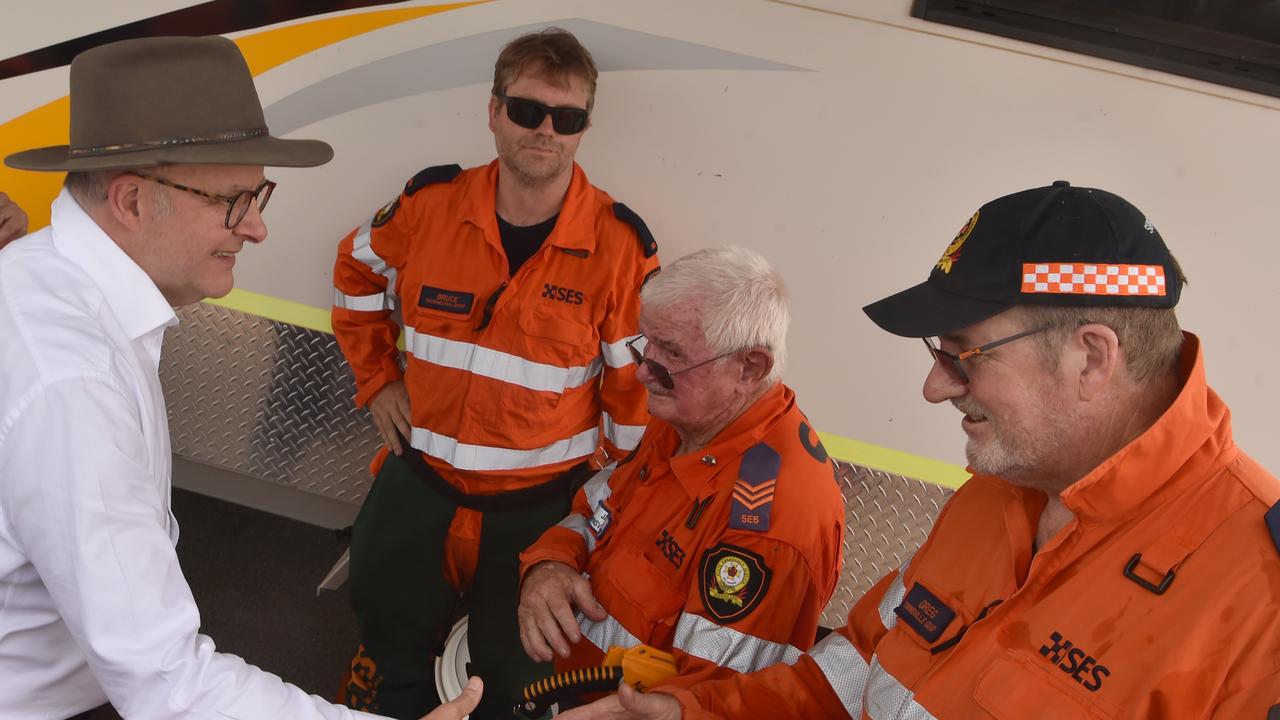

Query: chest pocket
[974,655,1114,720]
[517,302,596,371]
[596,544,687,638]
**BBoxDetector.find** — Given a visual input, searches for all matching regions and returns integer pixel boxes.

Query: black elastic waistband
[396,437,592,512]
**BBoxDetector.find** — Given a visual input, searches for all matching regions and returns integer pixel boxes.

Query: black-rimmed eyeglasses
[626,334,738,390]
[923,325,1051,384]
[132,172,275,229]
[497,93,590,135]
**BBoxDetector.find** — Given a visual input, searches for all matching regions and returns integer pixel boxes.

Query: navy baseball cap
[863,181,1183,338]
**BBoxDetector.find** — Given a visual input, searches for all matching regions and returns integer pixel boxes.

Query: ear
[1071,324,1120,401]
[738,347,775,386]
[103,173,146,232]
[488,95,502,133]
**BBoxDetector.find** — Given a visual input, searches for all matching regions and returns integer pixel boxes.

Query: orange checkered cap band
[1021,263,1166,297]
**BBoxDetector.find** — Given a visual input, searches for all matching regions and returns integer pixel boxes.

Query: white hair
[641,245,789,382]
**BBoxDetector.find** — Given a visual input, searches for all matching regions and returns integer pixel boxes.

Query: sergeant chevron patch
[731,443,781,531]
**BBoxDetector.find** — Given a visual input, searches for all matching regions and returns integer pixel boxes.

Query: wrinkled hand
[555,683,683,720]
[417,676,482,719]
[368,380,411,455]
[518,560,607,662]
[0,193,29,249]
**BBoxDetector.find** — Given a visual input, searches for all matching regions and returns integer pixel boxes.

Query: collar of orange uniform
[647,383,795,500]
[460,160,597,254]
[1059,331,1236,523]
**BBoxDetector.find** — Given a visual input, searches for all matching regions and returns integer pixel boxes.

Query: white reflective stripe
[809,632,867,718]
[404,327,602,394]
[601,334,640,369]
[864,655,936,720]
[672,612,803,673]
[557,512,590,545]
[409,425,597,472]
[349,219,398,306]
[580,467,617,554]
[602,411,645,451]
[807,633,938,720]
[351,220,386,274]
[577,611,642,653]
[583,466,616,509]
[878,562,911,631]
[333,289,389,312]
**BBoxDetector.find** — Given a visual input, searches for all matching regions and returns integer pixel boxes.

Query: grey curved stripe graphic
[265,18,808,135]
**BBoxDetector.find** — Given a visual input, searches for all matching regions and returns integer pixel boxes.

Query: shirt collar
[50,189,178,342]
[650,383,795,500]
[1060,332,1234,522]
[462,160,597,254]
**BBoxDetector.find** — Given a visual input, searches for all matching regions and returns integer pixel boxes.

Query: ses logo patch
[1039,631,1111,692]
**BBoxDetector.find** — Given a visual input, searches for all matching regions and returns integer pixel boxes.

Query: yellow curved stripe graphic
[0,2,484,229]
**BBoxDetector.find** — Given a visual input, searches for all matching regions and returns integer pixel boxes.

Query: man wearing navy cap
[557,182,1280,719]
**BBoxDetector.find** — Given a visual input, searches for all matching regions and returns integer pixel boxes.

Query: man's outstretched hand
[555,684,683,720]
[418,676,482,720]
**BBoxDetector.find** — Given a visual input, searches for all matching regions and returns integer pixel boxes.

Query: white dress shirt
[0,191,384,720]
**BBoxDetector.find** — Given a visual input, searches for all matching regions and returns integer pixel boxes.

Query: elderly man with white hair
[516,245,845,699]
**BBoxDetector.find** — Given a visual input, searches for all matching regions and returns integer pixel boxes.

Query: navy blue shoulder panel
[405,164,462,197]
[1266,500,1280,558]
[740,443,782,484]
[612,202,658,258]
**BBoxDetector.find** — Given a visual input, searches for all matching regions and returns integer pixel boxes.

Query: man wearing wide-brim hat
[0,36,480,720]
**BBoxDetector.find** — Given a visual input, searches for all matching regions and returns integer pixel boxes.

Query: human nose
[533,112,556,134]
[923,356,967,405]
[234,202,268,244]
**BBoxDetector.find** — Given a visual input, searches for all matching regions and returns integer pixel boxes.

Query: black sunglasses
[497,93,590,135]
[626,334,738,390]
[132,172,275,229]
[923,325,1051,384]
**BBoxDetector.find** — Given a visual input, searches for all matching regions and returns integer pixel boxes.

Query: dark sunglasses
[132,172,275,229]
[498,93,590,135]
[923,325,1051,384]
[626,334,739,390]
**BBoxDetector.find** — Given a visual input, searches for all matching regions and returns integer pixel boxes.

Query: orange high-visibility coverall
[333,160,658,492]
[663,334,1280,719]
[333,160,658,716]
[520,383,845,687]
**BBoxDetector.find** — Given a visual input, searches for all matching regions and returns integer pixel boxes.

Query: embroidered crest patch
[700,544,771,623]
[935,210,978,274]
[371,196,400,228]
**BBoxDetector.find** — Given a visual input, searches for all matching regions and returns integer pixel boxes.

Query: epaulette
[612,202,658,258]
[405,164,462,197]
[1266,500,1280,559]
[730,443,781,532]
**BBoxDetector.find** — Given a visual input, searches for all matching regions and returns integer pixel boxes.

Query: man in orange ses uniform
[332,27,659,720]
[518,246,844,692]
[560,183,1280,719]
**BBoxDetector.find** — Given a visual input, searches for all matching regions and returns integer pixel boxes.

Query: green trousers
[346,452,573,720]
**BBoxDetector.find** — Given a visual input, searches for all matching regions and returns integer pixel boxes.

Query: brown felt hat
[4,35,332,172]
